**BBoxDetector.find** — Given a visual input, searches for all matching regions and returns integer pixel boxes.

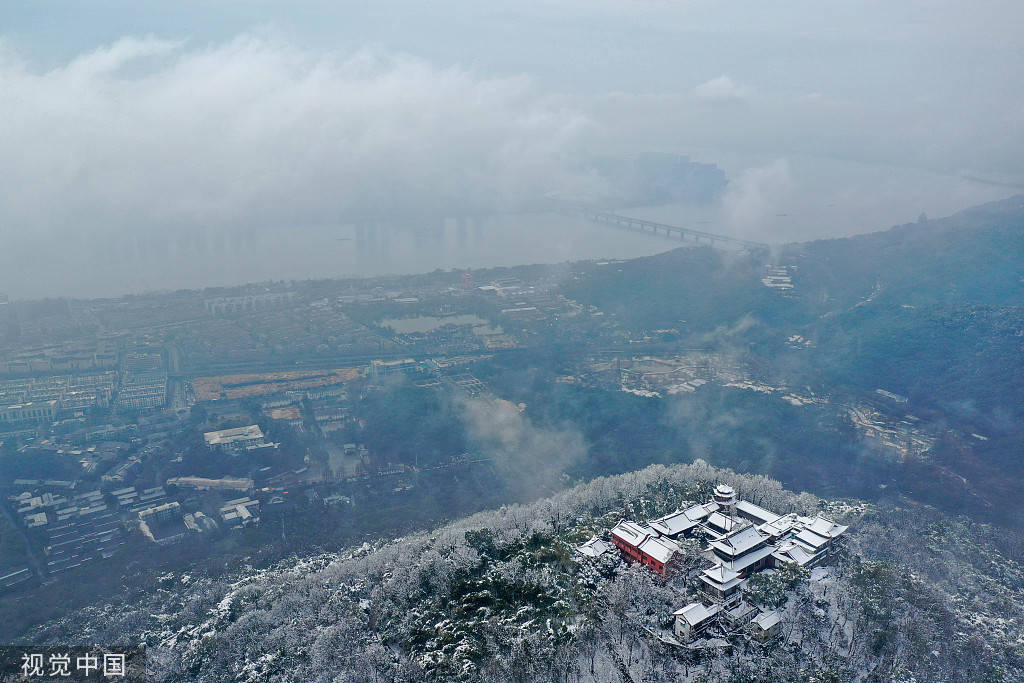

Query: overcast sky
[1,1,1022,297]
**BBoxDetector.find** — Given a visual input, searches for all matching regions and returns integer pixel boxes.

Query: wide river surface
[1,155,1014,300]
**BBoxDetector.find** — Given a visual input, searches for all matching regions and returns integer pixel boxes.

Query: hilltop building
[606,483,847,586]
[699,525,775,601]
[650,501,717,538]
[750,609,783,641]
[588,482,850,644]
[575,536,613,558]
[673,602,720,641]
[610,521,686,576]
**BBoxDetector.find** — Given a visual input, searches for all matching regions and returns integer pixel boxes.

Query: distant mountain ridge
[790,193,1024,310]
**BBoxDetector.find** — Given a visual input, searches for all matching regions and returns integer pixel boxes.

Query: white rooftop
[611,521,655,547]
[806,516,848,539]
[638,535,679,564]
[674,602,720,627]
[725,544,775,573]
[685,501,719,520]
[204,425,264,446]
[711,525,768,557]
[794,528,831,550]
[650,509,700,536]
[772,540,819,567]
[752,610,782,630]
[704,511,743,534]
[723,601,756,620]
[576,537,613,558]
[735,500,782,525]
[701,563,744,590]
[758,513,800,538]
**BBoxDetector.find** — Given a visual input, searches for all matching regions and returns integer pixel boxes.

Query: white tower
[713,484,737,526]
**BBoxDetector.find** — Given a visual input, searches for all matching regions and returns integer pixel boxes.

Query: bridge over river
[584,211,770,251]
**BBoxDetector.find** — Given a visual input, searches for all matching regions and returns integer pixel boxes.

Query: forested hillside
[24,462,1024,682]
[563,195,1024,527]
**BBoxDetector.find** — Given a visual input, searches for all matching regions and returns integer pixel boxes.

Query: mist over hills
[2,4,1023,680]
[561,195,1024,526]
[1,195,1022,682]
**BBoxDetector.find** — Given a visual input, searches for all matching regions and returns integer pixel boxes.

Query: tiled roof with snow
[674,602,721,627]
[704,512,743,534]
[700,564,744,591]
[611,521,654,547]
[735,500,782,525]
[710,525,768,557]
[685,501,719,520]
[807,516,848,539]
[772,540,820,567]
[752,610,781,630]
[575,537,613,558]
[638,535,679,564]
[758,513,800,538]
[650,509,700,536]
[724,544,775,572]
[794,528,830,550]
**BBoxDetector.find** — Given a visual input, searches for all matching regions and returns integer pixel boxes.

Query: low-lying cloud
[722,159,792,236]
[458,397,585,499]
[694,75,750,103]
[0,36,592,243]
[2,18,1021,298]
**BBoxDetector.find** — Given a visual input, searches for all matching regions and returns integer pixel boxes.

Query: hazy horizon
[2,1,1022,299]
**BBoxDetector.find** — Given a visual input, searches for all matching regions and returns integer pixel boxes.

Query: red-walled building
[610,521,683,576]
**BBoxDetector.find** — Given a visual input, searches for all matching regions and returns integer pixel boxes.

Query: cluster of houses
[580,484,848,644]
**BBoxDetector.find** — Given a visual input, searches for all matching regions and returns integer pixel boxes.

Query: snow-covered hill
[25,461,1024,681]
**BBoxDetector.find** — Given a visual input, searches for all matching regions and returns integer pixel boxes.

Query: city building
[269,406,304,429]
[203,292,295,316]
[220,497,260,528]
[203,425,268,453]
[184,511,218,533]
[369,359,421,377]
[0,372,117,415]
[116,356,168,411]
[0,400,58,425]
[0,567,32,592]
[166,476,253,492]
[138,502,187,545]
[42,495,125,574]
